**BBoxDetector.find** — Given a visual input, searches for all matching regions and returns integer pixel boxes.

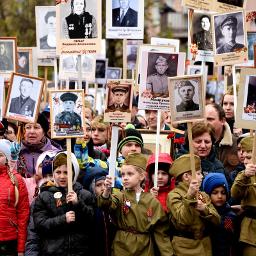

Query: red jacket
[0,165,29,253]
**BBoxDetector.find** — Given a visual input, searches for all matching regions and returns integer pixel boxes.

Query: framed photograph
[224,65,234,92]
[137,46,185,111]
[151,37,180,53]
[188,9,214,62]
[17,47,33,76]
[0,76,4,120]
[106,0,144,39]
[56,0,101,55]
[124,40,143,70]
[187,65,204,75]
[107,67,122,79]
[37,58,55,67]
[104,79,133,123]
[5,73,44,123]
[95,58,108,84]
[50,90,85,138]
[213,11,248,66]
[215,0,246,13]
[246,11,256,32]
[0,37,17,81]
[168,75,204,124]
[247,32,256,60]
[35,6,56,59]
[182,0,212,12]
[235,68,256,129]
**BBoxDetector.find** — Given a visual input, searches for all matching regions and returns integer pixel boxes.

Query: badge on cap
[54,192,62,199]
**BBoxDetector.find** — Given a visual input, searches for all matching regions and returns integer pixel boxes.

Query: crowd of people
[0,92,255,256]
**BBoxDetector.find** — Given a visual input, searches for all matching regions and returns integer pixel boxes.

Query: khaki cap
[123,153,147,171]
[240,136,253,152]
[170,154,201,178]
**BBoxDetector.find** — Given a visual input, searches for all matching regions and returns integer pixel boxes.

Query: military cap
[221,16,237,29]
[156,55,167,65]
[169,154,201,178]
[177,80,195,89]
[112,86,128,94]
[60,92,78,102]
[240,136,253,152]
[123,152,147,171]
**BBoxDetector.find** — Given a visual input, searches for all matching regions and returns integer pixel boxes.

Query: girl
[99,152,173,256]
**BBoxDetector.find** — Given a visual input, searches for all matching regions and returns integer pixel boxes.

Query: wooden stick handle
[187,122,196,179]
[66,138,73,193]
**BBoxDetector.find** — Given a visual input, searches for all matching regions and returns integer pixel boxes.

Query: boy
[99,153,173,256]
[167,154,220,256]
[231,136,256,255]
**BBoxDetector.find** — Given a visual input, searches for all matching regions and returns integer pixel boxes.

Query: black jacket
[33,182,94,256]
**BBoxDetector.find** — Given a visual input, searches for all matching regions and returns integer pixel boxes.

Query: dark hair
[200,15,210,22]
[44,11,56,23]
[192,122,215,143]
[20,78,33,86]
[71,0,86,14]
[8,122,18,135]
[208,103,226,121]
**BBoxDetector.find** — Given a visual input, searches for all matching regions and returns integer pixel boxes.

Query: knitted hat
[0,139,12,161]
[202,173,229,195]
[240,136,253,152]
[123,152,147,171]
[117,124,144,152]
[37,113,49,135]
[170,154,201,178]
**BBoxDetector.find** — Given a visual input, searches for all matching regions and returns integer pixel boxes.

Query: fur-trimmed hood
[219,122,233,146]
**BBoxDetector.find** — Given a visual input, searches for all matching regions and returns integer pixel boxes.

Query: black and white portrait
[0,76,4,120]
[17,50,31,75]
[0,38,16,74]
[214,12,245,54]
[107,67,122,79]
[112,0,138,27]
[95,59,108,84]
[62,55,78,72]
[247,32,256,60]
[187,65,203,75]
[126,40,143,70]
[216,0,244,8]
[51,90,84,138]
[5,73,44,123]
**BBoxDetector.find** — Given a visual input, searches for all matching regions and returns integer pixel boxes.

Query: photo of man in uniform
[146,55,169,98]
[9,78,36,117]
[63,0,97,39]
[216,15,244,54]
[17,52,29,75]
[55,92,82,127]
[0,42,13,71]
[40,11,56,49]
[176,80,199,112]
[107,85,129,112]
[112,0,138,27]
[193,15,213,51]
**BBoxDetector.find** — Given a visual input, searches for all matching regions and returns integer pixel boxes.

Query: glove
[10,142,21,161]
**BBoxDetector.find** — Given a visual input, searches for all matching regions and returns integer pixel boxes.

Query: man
[216,16,244,54]
[193,15,213,51]
[107,86,129,112]
[146,55,169,98]
[9,78,36,117]
[40,11,56,49]
[0,42,12,71]
[145,110,170,130]
[205,103,239,172]
[176,80,199,112]
[63,0,97,39]
[55,92,82,127]
[127,45,137,69]
[17,53,29,75]
[112,0,138,27]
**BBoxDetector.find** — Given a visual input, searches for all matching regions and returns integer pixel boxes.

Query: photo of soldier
[0,41,13,71]
[107,85,129,112]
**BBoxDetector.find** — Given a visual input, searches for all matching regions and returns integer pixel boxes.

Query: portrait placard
[151,37,180,53]
[235,68,256,129]
[0,76,4,120]
[124,40,143,70]
[17,47,33,76]
[37,58,55,67]
[215,0,246,13]
[107,67,122,79]
[56,0,101,55]
[36,6,56,59]
[247,32,256,61]
[213,11,248,66]
[106,0,144,39]
[224,65,234,92]
[104,79,133,123]
[95,58,108,84]
[5,73,44,123]
[245,11,256,32]
[168,75,204,124]
[0,37,17,81]
[188,9,214,62]
[50,90,85,138]
[182,0,212,12]
[137,47,185,111]
[187,65,205,75]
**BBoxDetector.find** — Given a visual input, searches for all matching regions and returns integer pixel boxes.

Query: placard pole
[187,122,196,179]
[66,138,73,193]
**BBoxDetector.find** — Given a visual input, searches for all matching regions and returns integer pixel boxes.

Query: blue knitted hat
[202,173,229,195]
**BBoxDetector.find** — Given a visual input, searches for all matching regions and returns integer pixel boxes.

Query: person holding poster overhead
[112,0,138,27]
[64,0,97,39]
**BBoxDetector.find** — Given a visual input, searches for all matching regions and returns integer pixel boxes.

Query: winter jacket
[33,182,95,256]
[0,166,29,253]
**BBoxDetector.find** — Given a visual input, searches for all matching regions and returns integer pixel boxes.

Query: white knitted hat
[0,139,11,161]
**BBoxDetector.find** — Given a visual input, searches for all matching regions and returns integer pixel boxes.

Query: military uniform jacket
[193,30,213,51]
[176,101,199,112]
[0,55,12,70]
[167,182,220,256]
[98,190,173,256]
[9,96,36,117]
[146,74,168,96]
[216,42,244,54]
[55,111,82,126]
[112,8,138,27]
[231,171,256,246]
[106,104,129,112]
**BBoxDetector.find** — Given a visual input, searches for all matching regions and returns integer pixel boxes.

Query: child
[231,136,256,255]
[167,154,220,256]
[99,152,173,256]
[203,173,238,256]
[33,151,95,255]
[145,153,175,212]
[0,139,29,256]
